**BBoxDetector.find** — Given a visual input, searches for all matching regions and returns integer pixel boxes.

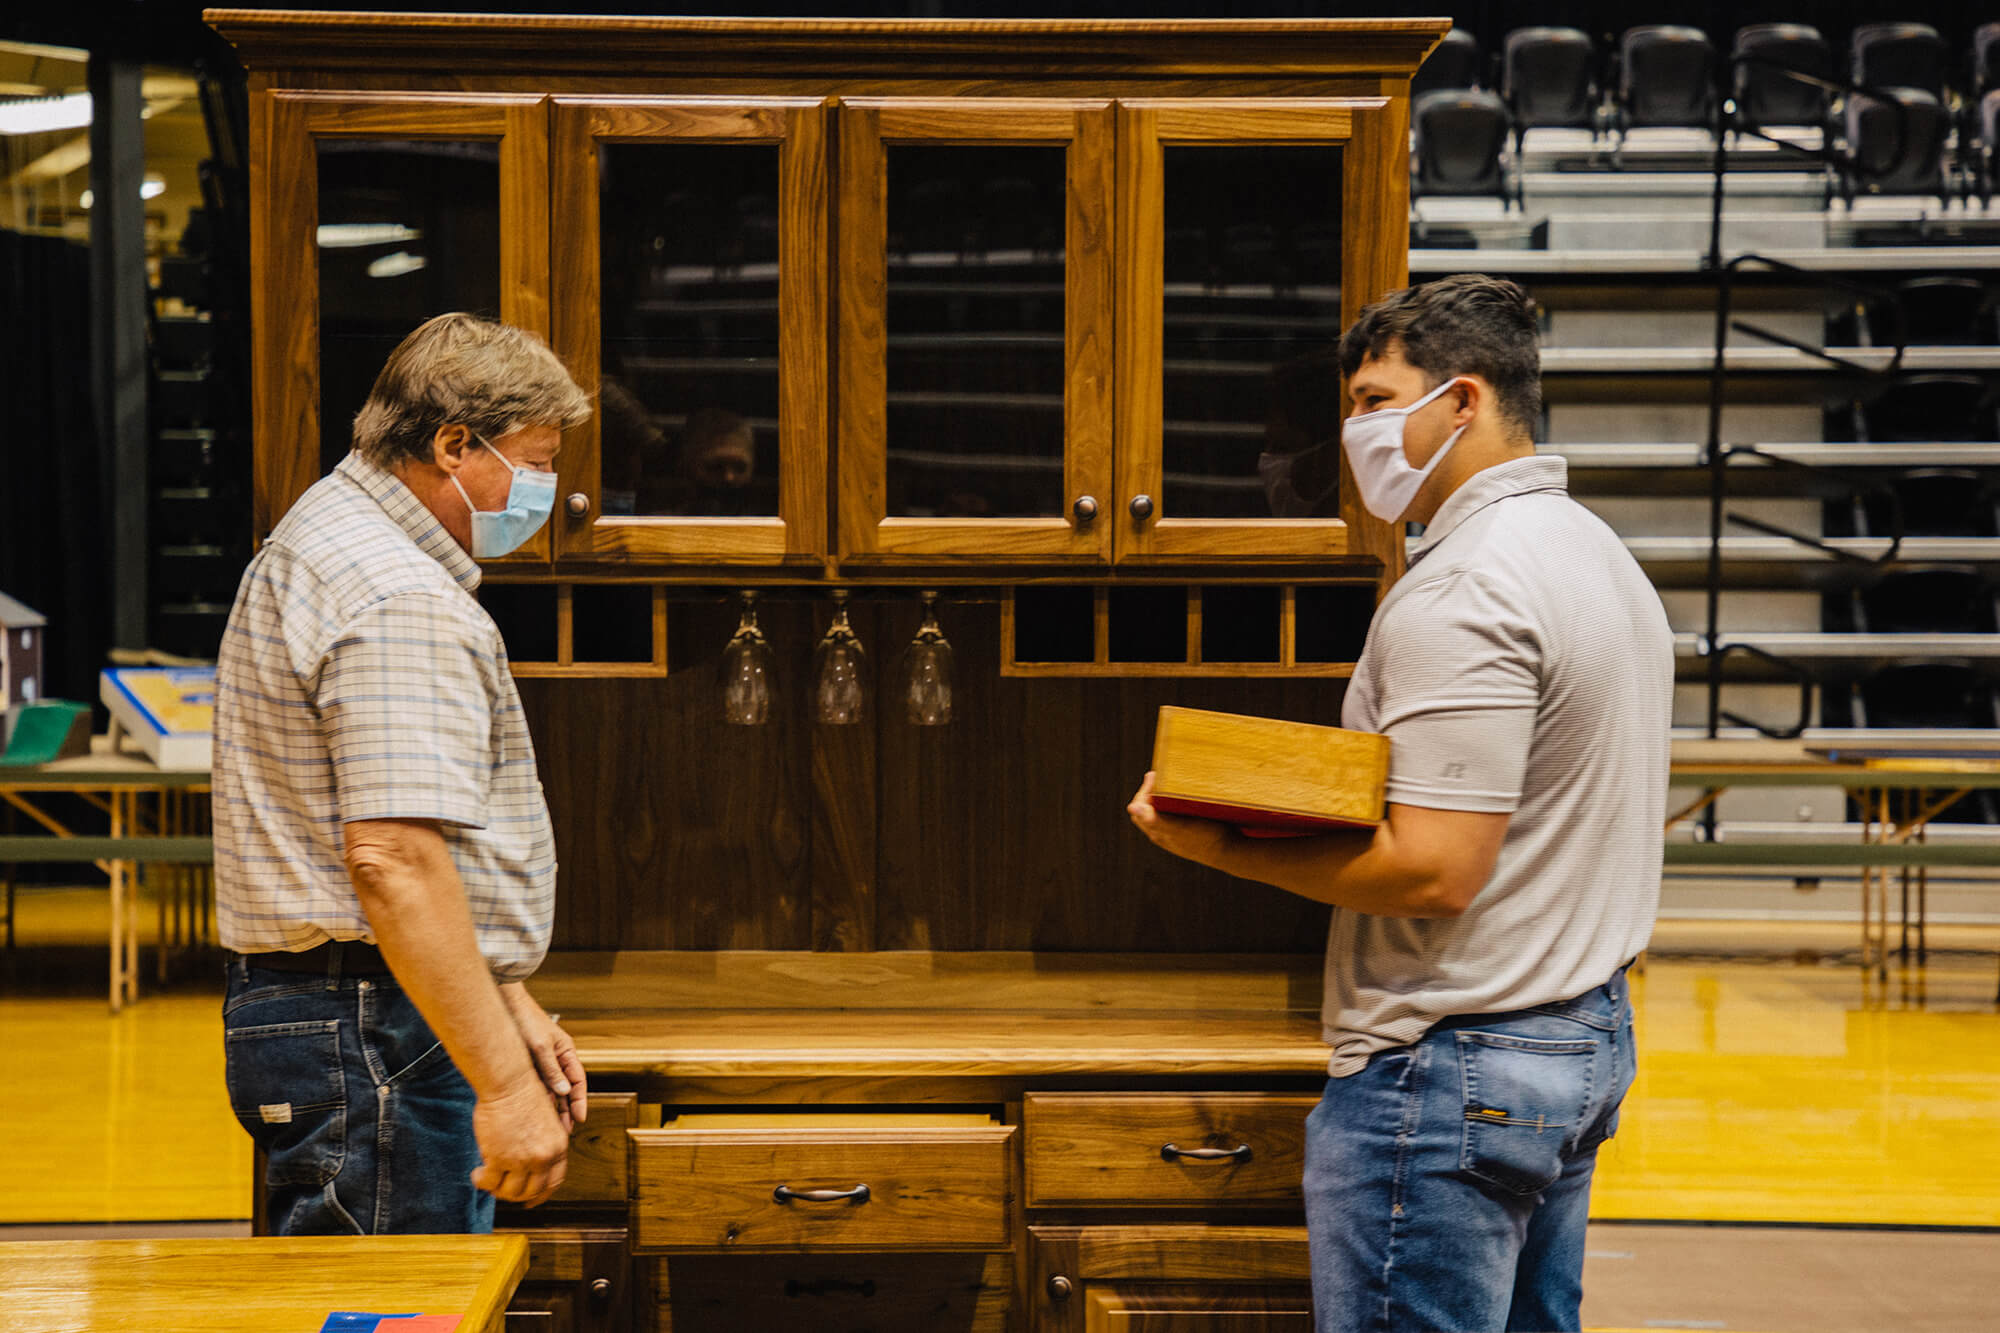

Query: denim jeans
[1303,965,1635,1333]
[222,955,494,1235]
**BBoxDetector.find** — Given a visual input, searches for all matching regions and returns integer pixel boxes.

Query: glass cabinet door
[256,93,550,561]
[836,99,1114,563]
[551,97,828,563]
[1115,99,1402,569]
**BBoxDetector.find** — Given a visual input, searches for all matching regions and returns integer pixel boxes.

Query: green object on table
[1665,841,2000,868]
[0,836,213,862]
[0,701,91,766]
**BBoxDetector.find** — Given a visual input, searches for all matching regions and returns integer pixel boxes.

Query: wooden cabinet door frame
[255,92,552,561]
[1114,98,1405,576]
[1030,1225,1313,1332]
[836,98,1115,564]
[550,97,829,564]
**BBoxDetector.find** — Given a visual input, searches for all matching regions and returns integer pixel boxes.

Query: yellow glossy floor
[2,886,1998,1229]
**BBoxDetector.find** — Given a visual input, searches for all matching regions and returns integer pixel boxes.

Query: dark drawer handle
[773,1183,872,1205]
[1161,1142,1252,1164]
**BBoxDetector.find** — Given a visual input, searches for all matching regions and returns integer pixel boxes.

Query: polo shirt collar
[1408,454,1569,567]
[334,451,482,592]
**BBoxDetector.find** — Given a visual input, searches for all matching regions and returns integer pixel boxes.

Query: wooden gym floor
[3,886,1998,1330]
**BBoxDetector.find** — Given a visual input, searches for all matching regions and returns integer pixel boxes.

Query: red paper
[1151,793,1377,837]
[374,1320,461,1332]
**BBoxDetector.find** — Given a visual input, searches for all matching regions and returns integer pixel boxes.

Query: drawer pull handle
[1161,1142,1252,1164]
[773,1183,872,1205]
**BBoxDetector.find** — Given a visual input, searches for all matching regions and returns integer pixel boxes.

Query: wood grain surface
[1150,705,1389,826]
[208,14,1450,82]
[1083,1283,1314,1328]
[546,1090,637,1208]
[658,1251,1012,1331]
[1114,101,1374,564]
[559,1008,1327,1082]
[630,1123,1015,1252]
[1023,1093,1317,1208]
[1337,85,1412,588]
[836,100,1114,562]
[548,97,827,562]
[0,1235,528,1333]
[528,950,1322,1011]
[517,600,1349,955]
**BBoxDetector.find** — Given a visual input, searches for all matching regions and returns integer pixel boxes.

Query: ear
[1451,377,1483,428]
[432,423,475,473]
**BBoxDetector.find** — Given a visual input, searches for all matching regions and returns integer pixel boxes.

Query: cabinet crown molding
[205,10,1449,80]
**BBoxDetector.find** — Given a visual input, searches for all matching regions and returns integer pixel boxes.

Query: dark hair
[1336,274,1542,441]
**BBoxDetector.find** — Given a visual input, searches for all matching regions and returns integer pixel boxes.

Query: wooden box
[1149,705,1388,834]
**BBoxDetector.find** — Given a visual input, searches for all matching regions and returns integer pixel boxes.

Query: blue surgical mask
[452,435,557,558]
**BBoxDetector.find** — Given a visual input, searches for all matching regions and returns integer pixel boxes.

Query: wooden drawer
[629,1121,1016,1253]
[550,1092,639,1209]
[502,1227,630,1333]
[656,1252,1010,1331]
[1024,1093,1317,1208]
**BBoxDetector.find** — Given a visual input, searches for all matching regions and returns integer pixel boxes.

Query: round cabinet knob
[1072,495,1098,524]
[588,1277,613,1309]
[1047,1275,1074,1302]
[1129,494,1155,521]
[565,492,590,518]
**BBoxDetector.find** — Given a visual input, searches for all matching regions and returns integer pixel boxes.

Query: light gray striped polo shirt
[213,452,555,981]
[1326,454,1673,1076]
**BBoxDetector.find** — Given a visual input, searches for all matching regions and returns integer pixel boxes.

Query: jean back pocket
[223,1019,347,1186]
[1455,1029,1596,1197]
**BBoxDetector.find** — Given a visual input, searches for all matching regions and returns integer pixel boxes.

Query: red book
[1150,793,1379,838]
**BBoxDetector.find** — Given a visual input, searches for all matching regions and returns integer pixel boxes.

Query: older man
[215,312,592,1234]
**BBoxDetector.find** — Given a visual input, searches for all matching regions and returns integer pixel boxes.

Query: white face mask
[1340,376,1470,522]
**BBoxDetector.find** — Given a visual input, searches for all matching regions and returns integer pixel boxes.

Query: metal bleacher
[1412,20,2000,922]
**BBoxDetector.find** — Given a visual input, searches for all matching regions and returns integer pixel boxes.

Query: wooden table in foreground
[0,1234,528,1333]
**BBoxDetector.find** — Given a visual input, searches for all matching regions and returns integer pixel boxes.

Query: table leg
[1860,787,1891,980]
[3,799,15,950]
[175,792,188,954]
[1897,790,1911,963]
[1878,790,1892,981]
[156,803,169,986]
[157,789,180,984]
[108,790,124,1014]
[1917,795,1929,968]
[1858,789,1873,975]
[125,791,140,1009]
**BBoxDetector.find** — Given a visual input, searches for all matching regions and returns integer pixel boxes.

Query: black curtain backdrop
[0,228,110,714]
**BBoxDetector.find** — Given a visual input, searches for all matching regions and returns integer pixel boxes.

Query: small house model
[0,592,46,710]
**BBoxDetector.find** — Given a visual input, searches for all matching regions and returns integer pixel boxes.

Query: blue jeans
[1303,966,1635,1333]
[222,955,494,1235]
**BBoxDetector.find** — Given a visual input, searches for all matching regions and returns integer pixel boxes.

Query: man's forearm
[347,829,536,1100]
[1186,823,1457,918]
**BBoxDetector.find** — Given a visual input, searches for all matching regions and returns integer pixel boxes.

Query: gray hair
[350,312,592,467]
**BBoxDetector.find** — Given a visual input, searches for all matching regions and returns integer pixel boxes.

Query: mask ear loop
[1403,379,1474,488]
[450,430,502,518]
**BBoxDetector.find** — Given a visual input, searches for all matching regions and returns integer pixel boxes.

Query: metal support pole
[88,57,150,654]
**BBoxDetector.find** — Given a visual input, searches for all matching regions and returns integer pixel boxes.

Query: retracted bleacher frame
[1410,15,2000,925]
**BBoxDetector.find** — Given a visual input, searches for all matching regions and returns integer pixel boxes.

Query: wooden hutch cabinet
[210,11,1445,1331]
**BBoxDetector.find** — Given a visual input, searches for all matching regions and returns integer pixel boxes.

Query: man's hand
[1127,770,1233,870]
[470,1074,571,1207]
[501,982,588,1132]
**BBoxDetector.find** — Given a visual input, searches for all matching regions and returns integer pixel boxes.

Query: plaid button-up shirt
[213,452,555,980]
